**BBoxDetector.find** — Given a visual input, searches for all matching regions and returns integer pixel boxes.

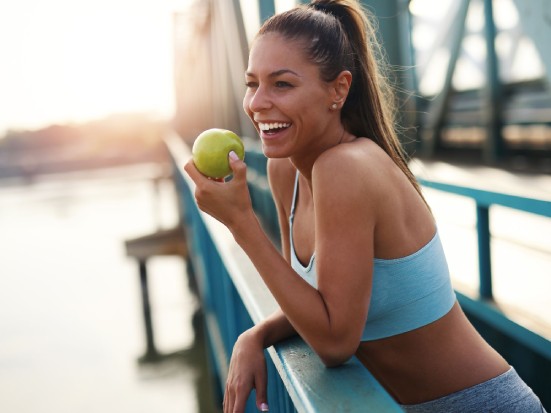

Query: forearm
[251,308,297,349]
[230,213,340,357]
[183,158,352,362]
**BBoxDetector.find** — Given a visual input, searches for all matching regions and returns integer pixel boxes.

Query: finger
[224,385,234,413]
[228,151,247,181]
[183,159,204,183]
[255,372,269,412]
[233,391,247,413]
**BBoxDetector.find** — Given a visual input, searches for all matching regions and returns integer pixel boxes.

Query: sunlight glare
[0,0,193,133]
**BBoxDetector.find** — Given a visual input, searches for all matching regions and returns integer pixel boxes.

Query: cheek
[242,94,253,118]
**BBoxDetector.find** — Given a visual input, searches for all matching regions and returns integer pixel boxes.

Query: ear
[330,70,352,107]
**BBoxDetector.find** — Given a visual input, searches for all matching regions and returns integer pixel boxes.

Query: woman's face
[243,33,336,159]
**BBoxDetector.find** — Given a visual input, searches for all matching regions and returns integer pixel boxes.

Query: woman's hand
[184,151,254,231]
[224,330,269,413]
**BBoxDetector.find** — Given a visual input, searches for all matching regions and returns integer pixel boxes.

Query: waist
[399,366,540,412]
[356,303,511,404]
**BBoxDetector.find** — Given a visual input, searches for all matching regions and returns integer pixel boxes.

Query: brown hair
[257,0,426,203]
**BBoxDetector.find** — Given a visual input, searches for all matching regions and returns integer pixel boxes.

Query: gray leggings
[400,367,546,412]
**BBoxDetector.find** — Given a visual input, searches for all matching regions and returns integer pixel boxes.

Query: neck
[337,126,346,145]
[290,124,352,185]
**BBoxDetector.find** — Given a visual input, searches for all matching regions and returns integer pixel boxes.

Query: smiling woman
[183,1,547,412]
[0,0,188,134]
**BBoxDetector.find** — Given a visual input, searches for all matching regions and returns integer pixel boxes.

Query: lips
[257,121,291,139]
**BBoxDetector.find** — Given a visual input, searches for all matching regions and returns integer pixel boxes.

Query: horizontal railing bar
[418,178,551,217]
[204,311,230,385]
[418,174,551,360]
[268,337,400,413]
[456,292,551,360]
[166,133,278,325]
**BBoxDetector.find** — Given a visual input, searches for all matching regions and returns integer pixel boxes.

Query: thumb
[228,151,246,180]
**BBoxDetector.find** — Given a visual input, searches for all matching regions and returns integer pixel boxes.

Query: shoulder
[312,138,393,197]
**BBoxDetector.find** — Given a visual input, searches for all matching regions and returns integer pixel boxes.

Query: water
[0,164,213,413]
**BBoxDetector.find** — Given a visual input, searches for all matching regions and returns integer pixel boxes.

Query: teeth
[259,122,291,131]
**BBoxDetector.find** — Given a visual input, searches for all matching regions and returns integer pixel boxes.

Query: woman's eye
[275,81,292,88]
[245,81,258,89]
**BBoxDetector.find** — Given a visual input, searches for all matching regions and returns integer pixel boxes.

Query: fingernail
[229,150,239,161]
[260,402,269,411]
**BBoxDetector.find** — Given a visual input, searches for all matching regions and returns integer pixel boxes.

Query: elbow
[319,353,352,368]
[315,339,358,368]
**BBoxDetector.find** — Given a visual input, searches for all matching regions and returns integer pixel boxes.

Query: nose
[246,85,272,113]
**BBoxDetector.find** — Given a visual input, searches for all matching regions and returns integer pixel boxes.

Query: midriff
[355,302,510,405]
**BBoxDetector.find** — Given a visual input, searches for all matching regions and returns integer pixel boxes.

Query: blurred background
[0,0,549,412]
[0,1,212,412]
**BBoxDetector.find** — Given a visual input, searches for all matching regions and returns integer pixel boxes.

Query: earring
[331,103,338,110]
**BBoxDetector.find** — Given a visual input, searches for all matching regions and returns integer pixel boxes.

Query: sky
[0,0,542,136]
[0,0,299,135]
[0,0,193,134]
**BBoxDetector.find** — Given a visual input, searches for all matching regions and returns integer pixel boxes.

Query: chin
[261,143,290,159]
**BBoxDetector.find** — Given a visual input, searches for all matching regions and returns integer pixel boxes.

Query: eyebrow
[245,68,301,78]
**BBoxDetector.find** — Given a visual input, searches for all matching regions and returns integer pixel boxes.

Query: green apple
[192,128,245,179]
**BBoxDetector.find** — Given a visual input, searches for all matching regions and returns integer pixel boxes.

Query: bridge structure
[168,0,551,411]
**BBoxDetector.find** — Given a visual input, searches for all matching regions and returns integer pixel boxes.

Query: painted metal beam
[422,0,471,156]
[258,0,276,23]
[211,0,258,138]
[483,0,505,163]
[512,0,551,88]
[359,0,419,151]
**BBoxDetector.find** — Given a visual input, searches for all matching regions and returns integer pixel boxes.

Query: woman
[184,1,546,412]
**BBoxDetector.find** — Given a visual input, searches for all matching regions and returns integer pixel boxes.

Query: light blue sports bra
[289,172,456,341]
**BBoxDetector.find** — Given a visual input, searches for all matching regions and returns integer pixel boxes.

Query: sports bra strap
[289,170,300,221]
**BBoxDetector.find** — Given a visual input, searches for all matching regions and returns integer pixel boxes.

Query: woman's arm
[252,308,296,347]
[224,158,297,413]
[224,307,296,413]
[184,151,376,366]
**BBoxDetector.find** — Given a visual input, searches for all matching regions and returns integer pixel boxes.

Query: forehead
[247,33,316,76]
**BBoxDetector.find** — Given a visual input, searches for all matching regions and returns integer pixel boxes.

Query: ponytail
[257,0,427,205]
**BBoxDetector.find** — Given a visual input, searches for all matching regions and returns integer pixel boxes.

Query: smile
[258,122,291,133]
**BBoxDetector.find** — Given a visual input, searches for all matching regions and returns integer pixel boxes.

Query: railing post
[483,0,504,163]
[476,204,493,299]
[138,259,160,362]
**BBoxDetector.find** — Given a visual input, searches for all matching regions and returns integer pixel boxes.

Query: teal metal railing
[166,133,402,413]
[417,177,551,407]
[167,131,551,410]
[417,179,551,300]
[240,138,551,409]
